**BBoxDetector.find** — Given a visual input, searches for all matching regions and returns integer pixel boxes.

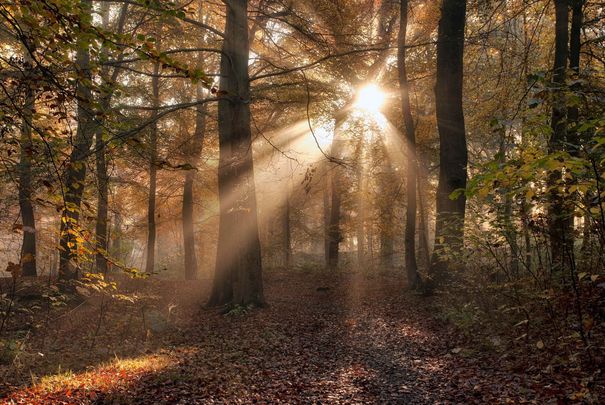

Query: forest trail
[2,271,577,403]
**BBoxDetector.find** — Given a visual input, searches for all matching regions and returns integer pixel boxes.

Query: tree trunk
[323,167,331,266]
[327,115,346,270]
[183,83,206,280]
[417,158,431,269]
[183,0,208,280]
[95,2,128,274]
[145,51,161,274]
[95,124,109,274]
[430,0,468,282]
[18,61,37,277]
[548,0,569,273]
[378,157,395,270]
[112,210,123,262]
[283,193,292,267]
[59,0,95,282]
[208,0,264,307]
[399,0,421,288]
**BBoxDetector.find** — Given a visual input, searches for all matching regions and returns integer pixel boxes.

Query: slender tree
[208,0,264,306]
[58,0,96,282]
[398,0,421,288]
[430,0,468,281]
[95,3,128,274]
[548,0,569,272]
[183,0,208,280]
[18,50,37,277]
[145,29,162,274]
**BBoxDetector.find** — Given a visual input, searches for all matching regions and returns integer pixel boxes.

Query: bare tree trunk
[112,210,123,262]
[323,167,331,266]
[399,0,421,288]
[95,3,128,274]
[95,125,109,274]
[183,0,208,280]
[430,0,468,283]
[283,193,292,267]
[327,161,343,270]
[59,0,96,282]
[356,173,366,268]
[548,0,569,273]
[378,157,395,270]
[18,57,37,277]
[208,0,264,307]
[327,116,346,270]
[417,158,431,269]
[145,46,161,274]
[183,82,206,280]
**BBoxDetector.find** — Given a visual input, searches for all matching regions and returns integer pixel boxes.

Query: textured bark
[399,0,420,288]
[59,0,96,282]
[145,48,161,274]
[95,124,109,274]
[208,0,264,307]
[547,0,569,273]
[18,62,37,277]
[430,0,468,281]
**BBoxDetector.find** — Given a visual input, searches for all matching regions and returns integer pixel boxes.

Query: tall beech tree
[548,0,569,272]
[95,3,128,274]
[208,0,265,306]
[398,0,421,288]
[430,0,468,281]
[145,33,162,275]
[18,50,37,277]
[58,0,96,282]
[182,0,208,280]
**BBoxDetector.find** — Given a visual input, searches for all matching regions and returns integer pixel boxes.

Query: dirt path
[1,271,561,403]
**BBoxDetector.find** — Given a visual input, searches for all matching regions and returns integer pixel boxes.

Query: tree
[95,3,128,274]
[182,0,208,280]
[18,48,37,277]
[398,0,421,289]
[145,28,162,275]
[208,0,265,307]
[58,0,96,282]
[547,0,569,272]
[430,0,468,282]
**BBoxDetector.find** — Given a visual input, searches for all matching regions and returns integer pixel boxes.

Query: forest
[0,0,604,403]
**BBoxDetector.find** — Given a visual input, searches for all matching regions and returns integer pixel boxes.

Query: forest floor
[0,269,602,404]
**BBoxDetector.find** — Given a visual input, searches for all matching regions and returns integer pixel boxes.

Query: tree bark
[548,0,569,273]
[59,0,96,282]
[399,0,421,288]
[208,0,264,307]
[18,59,37,277]
[145,42,161,274]
[183,84,206,280]
[430,0,468,282]
[95,3,128,274]
[183,0,208,280]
